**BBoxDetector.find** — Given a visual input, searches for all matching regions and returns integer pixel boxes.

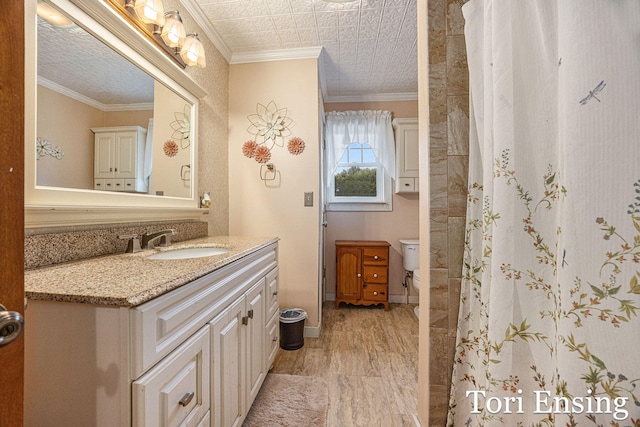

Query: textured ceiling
[186,0,418,101]
[37,0,417,106]
[37,16,154,108]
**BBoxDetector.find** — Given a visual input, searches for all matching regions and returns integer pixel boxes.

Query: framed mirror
[25,0,207,226]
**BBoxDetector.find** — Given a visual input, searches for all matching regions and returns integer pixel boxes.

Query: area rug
[243,374,329,427]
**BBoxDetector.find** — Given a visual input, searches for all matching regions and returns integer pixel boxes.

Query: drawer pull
[242,316,249,325]
[374,255,379,260]
[272,336,278,342]
[357,273,361,278]
[179,392,195,407]
[373,273,378,278]
[248,309,254,319]
[272,290,278,296]
[373,291,378,296]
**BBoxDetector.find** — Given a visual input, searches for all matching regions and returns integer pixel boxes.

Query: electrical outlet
[304,192,313,207]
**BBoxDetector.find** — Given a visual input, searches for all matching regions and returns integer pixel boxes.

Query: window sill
[326,201,393,212]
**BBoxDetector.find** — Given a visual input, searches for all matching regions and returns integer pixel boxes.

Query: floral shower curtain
[447,1,640,425]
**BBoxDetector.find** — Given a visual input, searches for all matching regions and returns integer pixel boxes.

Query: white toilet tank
[399,239,420,271]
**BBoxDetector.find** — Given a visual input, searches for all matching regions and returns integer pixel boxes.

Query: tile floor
[270,302,420,426]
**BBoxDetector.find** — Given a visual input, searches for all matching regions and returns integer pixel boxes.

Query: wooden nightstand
[335,240,390,311]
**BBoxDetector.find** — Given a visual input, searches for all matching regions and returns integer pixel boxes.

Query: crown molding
[38,77,153,111]
[230,46,324,64]
[324,92,419,103]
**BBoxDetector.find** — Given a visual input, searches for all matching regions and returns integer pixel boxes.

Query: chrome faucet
[141,229,177,249]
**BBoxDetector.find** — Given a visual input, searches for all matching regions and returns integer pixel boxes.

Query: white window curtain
[325,110,395,178]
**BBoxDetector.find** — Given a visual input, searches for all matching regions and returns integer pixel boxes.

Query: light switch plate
[304,192,313,207]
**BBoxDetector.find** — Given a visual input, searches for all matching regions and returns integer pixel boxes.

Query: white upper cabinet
[393,118,419,193]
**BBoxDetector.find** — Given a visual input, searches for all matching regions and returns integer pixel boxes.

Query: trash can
[279,308,307,350]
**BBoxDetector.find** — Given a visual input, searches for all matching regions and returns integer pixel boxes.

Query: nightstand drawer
[363,284,387,301]
[363,266,387,283]
[363,247,388,265]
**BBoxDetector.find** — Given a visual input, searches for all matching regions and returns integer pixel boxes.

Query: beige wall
[323,100,420,302]
[36,85,103,189]
[229,58,321,331]
[151,81,191,198]
[164,0,230,237]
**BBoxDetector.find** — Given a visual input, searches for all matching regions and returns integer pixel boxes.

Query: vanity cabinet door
[132,326,210,427]
[210,278,269,427]
[210,297,245,427]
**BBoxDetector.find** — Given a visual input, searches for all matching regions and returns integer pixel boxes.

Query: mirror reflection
[36,2,193,199]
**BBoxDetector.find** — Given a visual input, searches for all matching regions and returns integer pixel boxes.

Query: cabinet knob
[374,255,379,260]
[272,290,278,296]
[373,273,378,278]
[357,273,361,278]
[248,309,254,319]
[272,336,278,342]
[179,392,195,407]
[373,292,378,296]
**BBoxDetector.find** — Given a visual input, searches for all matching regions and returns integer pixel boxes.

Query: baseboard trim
[304,325,320,338]
[324,293,419,304]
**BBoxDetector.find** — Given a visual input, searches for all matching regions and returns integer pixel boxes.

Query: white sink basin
[147,247,231,260]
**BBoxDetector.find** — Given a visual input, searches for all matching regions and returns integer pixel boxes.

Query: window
[328,143,391,209]
[325,111,395,212]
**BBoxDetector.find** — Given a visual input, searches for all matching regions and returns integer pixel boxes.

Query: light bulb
[161,11,186,48]
[134,0,165,26]
[180,34,206,68]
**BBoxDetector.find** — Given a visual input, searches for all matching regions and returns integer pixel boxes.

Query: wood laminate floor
[270,302,420,426]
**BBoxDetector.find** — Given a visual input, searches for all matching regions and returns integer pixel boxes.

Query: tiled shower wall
[428,0,469,424]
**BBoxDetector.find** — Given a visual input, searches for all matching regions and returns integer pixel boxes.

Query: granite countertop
[25,236,279,307]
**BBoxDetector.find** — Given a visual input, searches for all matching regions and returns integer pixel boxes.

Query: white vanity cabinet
[393,118,419,193]
[92,126,147,193]
[24,242,279,427]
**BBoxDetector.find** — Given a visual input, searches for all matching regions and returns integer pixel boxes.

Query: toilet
[399,239,420,319]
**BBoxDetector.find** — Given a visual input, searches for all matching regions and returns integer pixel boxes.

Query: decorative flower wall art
[242,100,305,165]
[170,104,191,149]
[163,140,179,157]
[247,101,292,149]
[36,137,64,160]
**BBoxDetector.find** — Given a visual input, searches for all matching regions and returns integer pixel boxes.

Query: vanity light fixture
[180,34,206,68]
[127,0,166,26]
[160,11,186,48]
[36,1,76,28]
[118,0,206,68]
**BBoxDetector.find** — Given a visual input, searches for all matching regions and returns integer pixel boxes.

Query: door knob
[0,304,24,348]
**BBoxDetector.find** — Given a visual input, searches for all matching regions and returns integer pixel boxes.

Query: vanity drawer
[363,266,387,283]
[132,326,210,427]
[363,284,387,301]
[94,178,106,190]
[266,266,279,320]
[362,248,388,265]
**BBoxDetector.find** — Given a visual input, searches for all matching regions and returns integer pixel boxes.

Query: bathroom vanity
[24,236,279,427]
